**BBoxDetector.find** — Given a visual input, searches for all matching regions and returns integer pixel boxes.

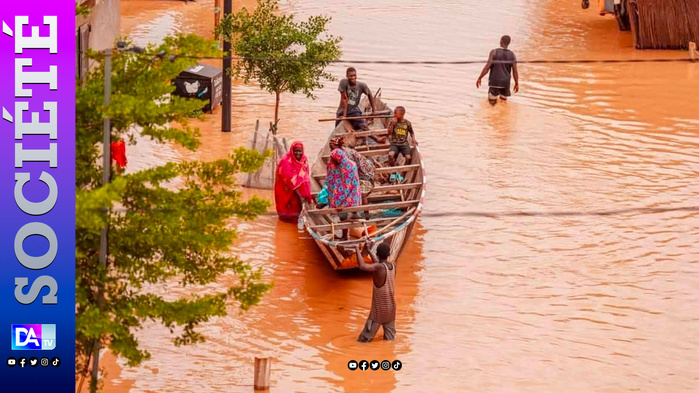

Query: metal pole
[221,0,232,132]
[91,48,112,393]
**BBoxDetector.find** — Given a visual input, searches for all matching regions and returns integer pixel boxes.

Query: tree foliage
[76,4,91,17]
[76,33,272,389]
[216,0,342,127]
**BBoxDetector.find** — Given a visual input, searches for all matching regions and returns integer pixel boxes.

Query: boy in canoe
[354,240,396,342]
[387,106,417,167]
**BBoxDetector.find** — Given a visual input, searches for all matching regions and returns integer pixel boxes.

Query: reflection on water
[107,0,699,391]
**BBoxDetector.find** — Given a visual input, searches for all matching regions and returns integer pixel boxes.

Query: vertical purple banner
[0,1,75,391]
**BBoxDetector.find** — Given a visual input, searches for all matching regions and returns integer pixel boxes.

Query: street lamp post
[89,43,147,393]
[222,0,232,132]
[90,47,112,393]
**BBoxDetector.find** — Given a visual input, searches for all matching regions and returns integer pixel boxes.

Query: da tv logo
[11,325,56,350]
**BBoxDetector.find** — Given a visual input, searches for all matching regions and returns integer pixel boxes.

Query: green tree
[76,33,272,391]
[216,0,342,133]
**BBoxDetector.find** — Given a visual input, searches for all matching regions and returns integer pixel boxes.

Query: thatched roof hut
[627,0,699,49]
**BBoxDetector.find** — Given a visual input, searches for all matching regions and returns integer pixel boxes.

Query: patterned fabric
[326,148,362,209]
[275,142,311,222]
[343,147,376,183]
[359,179,374,196]
[329,136,375,186]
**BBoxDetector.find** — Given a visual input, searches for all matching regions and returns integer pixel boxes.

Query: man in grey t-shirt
[336,67,377,130]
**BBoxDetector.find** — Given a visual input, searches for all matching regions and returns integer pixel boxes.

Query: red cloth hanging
[110,140,127,168]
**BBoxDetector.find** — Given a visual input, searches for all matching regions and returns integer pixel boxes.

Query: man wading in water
[353,240,396,342]
[476,35,520,105]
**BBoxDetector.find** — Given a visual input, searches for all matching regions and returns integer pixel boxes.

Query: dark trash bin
[173,63,223,113]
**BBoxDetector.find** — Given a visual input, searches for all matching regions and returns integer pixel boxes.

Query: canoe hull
[300,92,426,270]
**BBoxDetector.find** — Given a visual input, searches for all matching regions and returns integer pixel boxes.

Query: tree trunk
[273,90,280,134]
[214,0,222,40]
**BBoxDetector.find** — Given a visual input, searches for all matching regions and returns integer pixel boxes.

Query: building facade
[76,0,121,79]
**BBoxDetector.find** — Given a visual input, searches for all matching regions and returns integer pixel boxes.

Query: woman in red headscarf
[275,142,313,222]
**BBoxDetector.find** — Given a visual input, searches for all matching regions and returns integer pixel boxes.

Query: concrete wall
[76,0,121,51]
[76,0,120,77]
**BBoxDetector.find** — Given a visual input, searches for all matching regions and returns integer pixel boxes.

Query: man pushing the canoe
[353,240,397,342]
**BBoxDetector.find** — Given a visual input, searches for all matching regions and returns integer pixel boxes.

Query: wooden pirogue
[299,91,426,270]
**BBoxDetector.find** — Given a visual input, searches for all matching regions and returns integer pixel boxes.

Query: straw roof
[629,0,699,49]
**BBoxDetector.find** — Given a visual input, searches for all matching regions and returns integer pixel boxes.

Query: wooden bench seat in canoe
[321,148,390,161]
[333,129,388,138]
[313,164,420,181]
[305,200,418,215]
[311,182,422,197]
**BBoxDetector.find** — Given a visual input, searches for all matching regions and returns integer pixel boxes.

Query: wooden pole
[254,357,271,390]
[214,0,222,40]
[690,42,697,62]
[245,120,259,188]
[319,114,393,122]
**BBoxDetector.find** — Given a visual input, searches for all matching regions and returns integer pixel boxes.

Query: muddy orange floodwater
[96,0,699,392]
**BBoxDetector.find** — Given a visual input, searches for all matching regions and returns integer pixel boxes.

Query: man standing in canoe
[275,142,313,222]
[336,67,378,131]
[354,240,396,342]
[476,35,520,105]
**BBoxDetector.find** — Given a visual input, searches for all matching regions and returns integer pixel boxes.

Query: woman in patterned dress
[329,137,376,203]
[326,148,363,231]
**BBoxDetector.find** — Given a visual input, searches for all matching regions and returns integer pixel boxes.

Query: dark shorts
[389,144,411,158]
[336,107,365,129]
[488,86,511,99]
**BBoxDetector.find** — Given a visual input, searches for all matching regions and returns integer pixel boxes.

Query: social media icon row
[7,357,60,368]
[348,359,401,371]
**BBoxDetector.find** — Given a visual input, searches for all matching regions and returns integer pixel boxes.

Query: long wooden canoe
[299,92,426,270]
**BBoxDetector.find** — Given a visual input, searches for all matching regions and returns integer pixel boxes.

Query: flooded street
[106,0,699,392]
